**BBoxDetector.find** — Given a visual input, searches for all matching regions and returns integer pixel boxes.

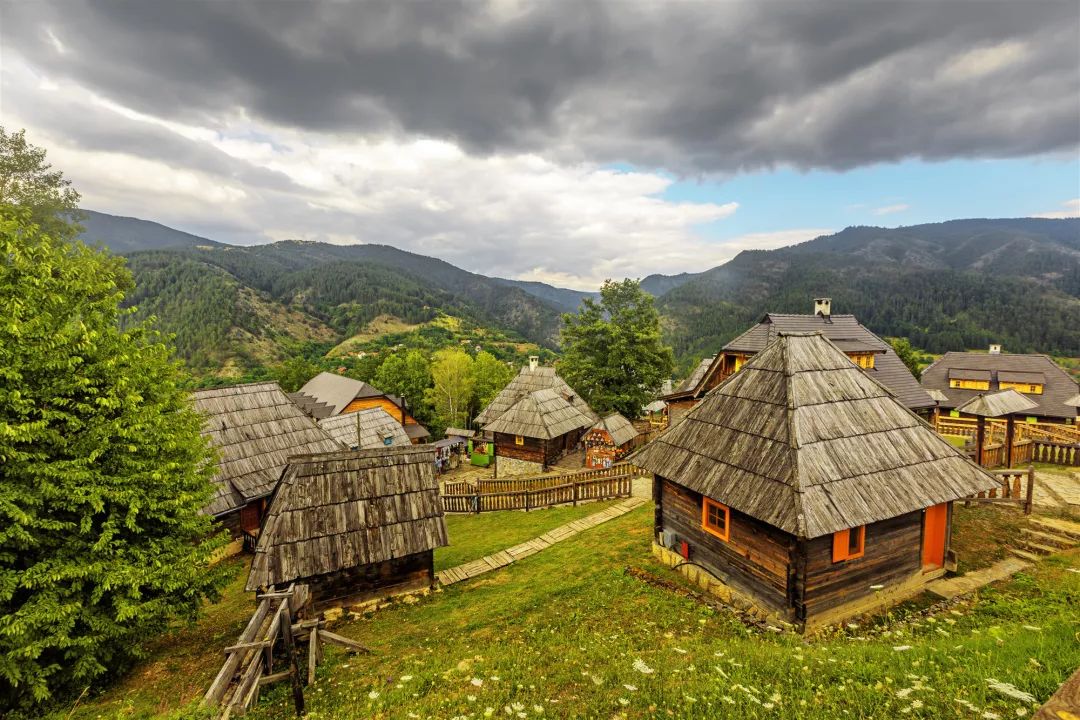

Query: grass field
[51,504,1080,720]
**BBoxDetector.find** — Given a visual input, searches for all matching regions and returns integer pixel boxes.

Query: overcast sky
[2,0,1078,289]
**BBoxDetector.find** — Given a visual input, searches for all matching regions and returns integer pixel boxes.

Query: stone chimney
[529,355,539,372]
[989,344,1002,355]
[814,297,832,317]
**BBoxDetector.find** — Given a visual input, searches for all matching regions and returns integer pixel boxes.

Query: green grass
[54,506,1080,720]
[435,500,620,571]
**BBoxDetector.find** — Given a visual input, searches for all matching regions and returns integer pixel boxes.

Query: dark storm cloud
[3,0,1078,172]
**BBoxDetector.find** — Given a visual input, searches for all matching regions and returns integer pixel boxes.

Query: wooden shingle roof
[921,352,1079,420]
[956,390,1039,418]
[589,413,639,447]
[191,382,346,517]
[475,364,598,427]
[246,446,449,591]
[295,371,387,416]
[630,333,998,539]
[483,388,595,440]
[317,408,411,450]
[674,356,715,394]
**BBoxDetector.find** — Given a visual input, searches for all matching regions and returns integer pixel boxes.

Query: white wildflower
[893,645,913,651]
[673,647,688,654]
[763,702,775,709]
[618,698,630,706]
[368,690,380,699]
[870,584,885,590]
[533,705,543,714]
[484,709,495,718]
[468,695,477,702]
[721,696,736,704]
[911,700,923,710]
[896,688,916,699]
[633,659,655,675]
[1015,710,1028,717]
[471,678,484,687]
[983,713,1001,720]
[986,679,1036,703]
[623,684,637,692]
[401,675,414,681]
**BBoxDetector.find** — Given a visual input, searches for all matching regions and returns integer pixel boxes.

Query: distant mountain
[79,210,224,253]
[495,270,694,312]
[659,218,1080,367]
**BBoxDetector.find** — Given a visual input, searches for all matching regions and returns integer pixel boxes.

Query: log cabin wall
[797,510,924,623]
[343,396,422,427]
[305,550,433,612]
[666,400,697,428]
[658,477,795,614]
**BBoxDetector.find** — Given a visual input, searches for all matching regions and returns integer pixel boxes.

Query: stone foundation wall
[495,455,544,478]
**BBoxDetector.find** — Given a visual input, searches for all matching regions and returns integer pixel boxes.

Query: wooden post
[975,415,986,467]
[572,481,578,507]
[1024,465,1035,515]
[1005,415,1016,468]
[279,604,305,716]
[307,623,319,685]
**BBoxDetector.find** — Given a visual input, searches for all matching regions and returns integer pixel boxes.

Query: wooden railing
[966,466,1035,514]
[936,416,1080,444]
[1032,440,1080,467]
[441,474,633,514]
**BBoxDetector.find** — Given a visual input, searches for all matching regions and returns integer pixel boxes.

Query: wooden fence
[966,466,1035,514]
[936,416,1080,445]
[1031,440,1080,467]
[441,474,634,513]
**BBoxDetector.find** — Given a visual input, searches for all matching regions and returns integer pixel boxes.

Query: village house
[483,388,595,477]
[246,446,449,612]
[475,356,598,428]
[663,298,934,426]
[317,407,411,450]
[191,382,345,540]
[584,413,641,469]
[631,332,998,632]
[920,347,1079,424]
[290,371,430,443]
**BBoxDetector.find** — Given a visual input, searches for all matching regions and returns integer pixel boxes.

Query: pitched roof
[295,371,387,416]
[630,333,998,539]
[287,391,336,420]
[317,408,411,450]
[1067,393,1080,407]
[444,427,475,438]
[483,388,595,440]
[925,389,950,403]
[404,423,431,441]
[956,390,1040,418]
[720,314,934,410]
[191,382,345,517]
[921,352,1079,420]
[674,356,715,394]
[474,364,598,426]
[246,446,449,591]
[589,413,639,447]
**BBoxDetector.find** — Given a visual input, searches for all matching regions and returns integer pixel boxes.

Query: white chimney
[528,355,539,372]
[814,297,832,317]
[989,344,1002,355]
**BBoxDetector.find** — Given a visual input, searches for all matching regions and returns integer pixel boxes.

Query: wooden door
[922,503,948,570]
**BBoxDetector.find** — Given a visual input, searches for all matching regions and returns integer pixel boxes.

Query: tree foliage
[375,350,433,424]
[0,127,82,241]
[888,337,926,377]
[0,198,227,708]
[426,349,475,430]
[470,351,514,421]
[560,279,675,419]
[272,355,321,393]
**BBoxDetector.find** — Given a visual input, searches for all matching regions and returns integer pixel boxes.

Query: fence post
[1024,465,1035,515]
[573,482,578,507]
[525,489,530,513]
[278,603,305,717]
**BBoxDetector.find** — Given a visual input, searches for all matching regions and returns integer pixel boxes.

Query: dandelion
[893,645,913,652]
[633,658,655,675]
[471,678,484,687]
[986,679,1036,703]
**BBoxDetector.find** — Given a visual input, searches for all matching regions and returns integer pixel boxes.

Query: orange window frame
[832,526,866,562]
[701,498,730,541]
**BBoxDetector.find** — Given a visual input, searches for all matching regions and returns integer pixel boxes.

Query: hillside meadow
[53,504,1080,720]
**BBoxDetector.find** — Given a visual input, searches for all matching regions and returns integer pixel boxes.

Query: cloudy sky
[2,1,1078,289]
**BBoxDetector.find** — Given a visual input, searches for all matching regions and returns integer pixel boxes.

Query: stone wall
[495,455,544,478]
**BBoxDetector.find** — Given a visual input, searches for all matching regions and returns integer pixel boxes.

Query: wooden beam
[318,629,373,655]
[224,640,272,654]
[279,603,305,716]
[258,670,293,687]
[307,623,319,685]
[202,598,272,706]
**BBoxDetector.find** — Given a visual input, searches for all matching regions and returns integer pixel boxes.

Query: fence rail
[1032,440,1080,467]
[966,466,1035,514]
[935,416,1080,445]
[441,474,633,513]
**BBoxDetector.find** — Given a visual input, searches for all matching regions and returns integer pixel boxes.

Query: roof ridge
[781,335,807,537]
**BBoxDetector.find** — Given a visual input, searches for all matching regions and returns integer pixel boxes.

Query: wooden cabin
[663,299,934,425]
[191,382,345,539]
[584,413,640,468]
[317,407,411,450]
[631,333,998,632]
[475,356,598,429]
[482,388,595,477]
[921,348,1078,424]
[290,371,430,443]
[246,446,449,612]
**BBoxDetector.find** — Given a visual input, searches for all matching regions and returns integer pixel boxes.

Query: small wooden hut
[191,382,345,538]
[317,407,411,450]
[475,356,598,428]
[584,413,640,468]
[291,371,430,442]
[246,446,449,612]
[956,390,1039,468]
[630,332,999,632]
[482,388,594,477]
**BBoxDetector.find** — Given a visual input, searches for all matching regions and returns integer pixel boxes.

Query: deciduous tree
[560,279,674,419]
[469,351,514,420]
[375,349,433,423]
[426,349,475,430]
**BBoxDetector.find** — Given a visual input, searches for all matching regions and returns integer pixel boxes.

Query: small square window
[832,526,866,562]
[701,498,730,541]
[515,435,524,446]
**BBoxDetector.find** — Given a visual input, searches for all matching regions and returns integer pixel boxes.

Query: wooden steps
[1028,516,1080,542]
[1008,515,1080,562]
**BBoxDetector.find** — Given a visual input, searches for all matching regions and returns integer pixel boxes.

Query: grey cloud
[3,0,1077,172]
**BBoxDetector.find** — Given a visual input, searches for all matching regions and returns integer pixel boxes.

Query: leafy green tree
[0,205,228,711]
[0,127,82,241]
[888,337,925,378]
[425,349,475,430]
[470,350,514,420]
[273,355,320,393]
[560,279,675,419]
[375,350,433,423]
